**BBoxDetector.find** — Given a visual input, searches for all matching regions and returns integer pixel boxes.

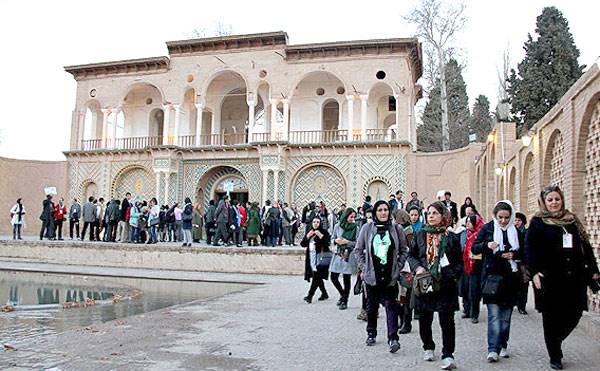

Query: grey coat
[353,221,409,287]
[82,202,96,223]
[69,203,81,220]
[205,204,216,224]
[329,224,358,275]
[214,200,229,224]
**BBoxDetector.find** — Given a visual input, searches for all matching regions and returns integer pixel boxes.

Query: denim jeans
[149,225,158,243]
[487,304,513,353]
[131,227,140,242]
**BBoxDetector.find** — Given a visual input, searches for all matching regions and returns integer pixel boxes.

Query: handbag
[413,271,440,297]
[482,274,503,298]
[149,217,159,227]
[316,251,333,270]
[354,274,363,295]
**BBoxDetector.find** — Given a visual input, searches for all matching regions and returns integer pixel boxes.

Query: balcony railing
[78,129,402,151]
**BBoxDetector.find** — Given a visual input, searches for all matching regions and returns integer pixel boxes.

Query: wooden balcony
[78,129,403,151]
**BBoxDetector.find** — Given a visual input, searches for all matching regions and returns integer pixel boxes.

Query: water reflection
[0,271,252,344]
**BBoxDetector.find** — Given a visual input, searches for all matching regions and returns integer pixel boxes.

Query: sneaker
[398,324,412,334]
[339,302,347,310]
[317,293,329,301]
[500,348,509,358]
[487,352,499,362]
[440,357,457,370]
[550,360,563,370]
[356,309,368,321]
[471,318,479,324]
[303,296,312,304]
[423,350,435,361]
[365,337,376,346]
[336,298,344,307]
[388,339,400,353]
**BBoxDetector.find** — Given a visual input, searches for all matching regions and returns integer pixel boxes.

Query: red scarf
[463,215,484,274]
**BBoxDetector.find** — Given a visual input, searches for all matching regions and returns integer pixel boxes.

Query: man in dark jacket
[444,191,459,226]
[81,196,96,241]
[117,192,131,242]
[69,198,81,240]
[204,200,216,245]
[39,194,55,240]
[213,196,231,246]
[104,199,120,242]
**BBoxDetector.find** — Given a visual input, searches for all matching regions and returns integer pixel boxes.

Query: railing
[78,129,402,151]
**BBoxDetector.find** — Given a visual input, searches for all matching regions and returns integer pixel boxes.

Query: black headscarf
[372,200,392,235]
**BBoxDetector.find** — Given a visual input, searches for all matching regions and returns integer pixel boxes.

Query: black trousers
[542,308,582,363]
[205,222,215,245]
[69,219,80,239]
[366,284,399,341]
[40,219,54,239]
[307,275,327,298]
[54,219,64,239]
[330,272,351,301]
[517,281,529,311]
[419,310,456,359]
[81,221,95,241]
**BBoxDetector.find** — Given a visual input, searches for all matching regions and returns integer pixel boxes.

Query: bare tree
[496,48,512,121]
[190,21,233,38]
[405,0,467,151]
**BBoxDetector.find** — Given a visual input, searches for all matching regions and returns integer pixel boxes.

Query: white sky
[0,0,597,160]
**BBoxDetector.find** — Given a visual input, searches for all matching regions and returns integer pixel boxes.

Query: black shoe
[518,309,528,315]
[317,293,329,301]
[550,361,563,370]
[388,339,400,353]
[336,298,343,306]
[398,324,412,334]
[303,296,312,304]
[471,318,479,324]
[339,302,348,310]
[366,337,376,346]
[461,312,469,319]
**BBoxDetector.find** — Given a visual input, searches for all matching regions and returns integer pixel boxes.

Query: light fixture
[495,167,503,176]
[487,133,495,143]
[522,130,534,147]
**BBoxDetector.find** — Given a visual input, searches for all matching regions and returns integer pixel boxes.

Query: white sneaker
[487,352,499,362]
[423,349,435,361]
[500,348,509,358]
[440,357,457,370]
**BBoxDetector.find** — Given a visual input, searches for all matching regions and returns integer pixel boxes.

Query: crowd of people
[8,185,600,370]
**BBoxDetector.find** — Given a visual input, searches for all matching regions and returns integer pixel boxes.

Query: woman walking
[526,186,599,370]
[472,201,524,362]
[10,198,26,240]
[463,214,484,323]
[147,198,160,244]
[246,202,261,246]
[192,203,203,243]
[409,201,462,370]
[354,200,408,354]
[329,208,359,310]
[302,216,331,303]
[129,201,141,243]
[181,197,194,247]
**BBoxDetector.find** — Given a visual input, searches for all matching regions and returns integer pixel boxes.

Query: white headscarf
[492,200,519,272]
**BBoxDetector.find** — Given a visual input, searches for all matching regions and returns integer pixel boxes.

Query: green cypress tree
[507,6,584,133]
[418,59,470,151]
[471,95,494,142]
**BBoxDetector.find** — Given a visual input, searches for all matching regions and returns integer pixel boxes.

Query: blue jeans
[149,225,158,243]
[131,227,140,242]
[487,304,513,353]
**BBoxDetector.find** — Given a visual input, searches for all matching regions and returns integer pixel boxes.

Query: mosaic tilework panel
[525,155,537,215]
[267,171,274,202]
[585,102,600,311]
[277,171,286,202]
[293,165,346,210]
[549,132,565,189]
[69,161,103,202]
[114,167,155,201]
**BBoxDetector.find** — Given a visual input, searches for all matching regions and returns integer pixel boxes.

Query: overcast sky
[0,0,597,160]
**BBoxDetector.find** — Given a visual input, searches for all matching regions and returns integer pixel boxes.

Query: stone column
[101,108,110,148]
[164,172,170,205]
[155,172,161,204]
[76,109,86,149]
[360,94,368,141]
[173,104,181,146]
[394,94,401,141]
[162,105,171,145]
[282,99,290,141]
[273,170,279,201]
[270,99,279,140]
[346,95,354,140]
[247,99,255,143]
[112,107,120,148]
[262,170,269,204]
[195,103,204,146]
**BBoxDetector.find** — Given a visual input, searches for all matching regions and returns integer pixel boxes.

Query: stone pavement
[1,263,599,370]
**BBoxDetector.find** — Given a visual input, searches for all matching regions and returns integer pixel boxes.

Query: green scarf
[373,231,391,265]
[422,225,448,280]
[339,208,358,241]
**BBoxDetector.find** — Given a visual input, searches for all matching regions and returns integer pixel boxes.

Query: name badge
[440,254,450,267]
[562,233,573,249]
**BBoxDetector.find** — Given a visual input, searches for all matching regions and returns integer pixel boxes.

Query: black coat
[408,229,463,312]
[525,217,599,312]
[301,229,331,282]
[472,221,524,307]
[40,198,54,222]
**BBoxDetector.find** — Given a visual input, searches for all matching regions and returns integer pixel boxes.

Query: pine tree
[418,59,470,151]
[471,95,494,142]
[506,6,584,134]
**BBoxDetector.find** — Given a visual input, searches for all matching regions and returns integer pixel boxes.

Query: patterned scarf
[535,188,589,243]
[423,225,448,280]
[339,208,358,241]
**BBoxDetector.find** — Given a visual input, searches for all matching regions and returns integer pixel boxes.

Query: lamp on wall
[494,166,503,176]
[522,130,533,147]
[487,133,495,143]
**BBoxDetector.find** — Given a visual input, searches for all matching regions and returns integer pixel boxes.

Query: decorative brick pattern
[549,132,565,189]
[113,167,155,201]
[585,102,600,311]
[292,165,346,210]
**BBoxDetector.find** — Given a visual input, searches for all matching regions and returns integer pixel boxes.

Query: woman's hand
[415,266,427,275]
[487,242,499,250]
[335,237,347,245]
[306,230,315,239]
[533,273,544,290]
[314,230,323,239]
[501,252,514,260]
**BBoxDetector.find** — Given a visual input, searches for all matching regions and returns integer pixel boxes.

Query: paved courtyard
[1,262,599,371]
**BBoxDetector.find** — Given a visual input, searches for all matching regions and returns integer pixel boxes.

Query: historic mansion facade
[63,31,433,210]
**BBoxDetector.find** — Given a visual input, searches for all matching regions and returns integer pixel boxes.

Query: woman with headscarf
[354,200,408,354]
[409,201,462,370]
[463,214,484,324]
[181,197,194,247]
[408,206,423,234]
[472,200,524,362]
[460,197,476,219]
[10,198,26,240]
[129,201,141,243]
[329,208,358,310]
[301,216,331,303]
[246,202,261,246]
[526,186,599,370]
[393,208,415,334]
[191,203,203,243]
